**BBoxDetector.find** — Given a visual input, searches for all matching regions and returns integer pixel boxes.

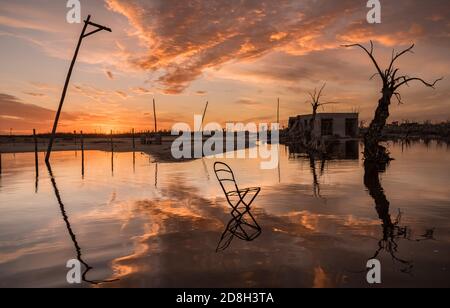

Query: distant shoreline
[0,136,186,163]
[0,135,256,163]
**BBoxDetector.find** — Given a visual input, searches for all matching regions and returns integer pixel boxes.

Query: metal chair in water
[214,162,262,251]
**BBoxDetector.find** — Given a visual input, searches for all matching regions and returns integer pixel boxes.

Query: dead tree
[343,41,442,164]
[304,83,339,149]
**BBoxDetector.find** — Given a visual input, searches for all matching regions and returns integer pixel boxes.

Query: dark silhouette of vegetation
[344,41,442,165]
[289,83,339,152]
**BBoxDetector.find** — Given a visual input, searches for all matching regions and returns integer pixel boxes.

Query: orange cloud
[115,90,129,99]
[131,87,153,95]
[105,0,365,94]
[22,92,47,98]
[105,0,449,96]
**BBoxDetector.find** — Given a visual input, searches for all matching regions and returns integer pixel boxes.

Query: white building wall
[289,113,359,139]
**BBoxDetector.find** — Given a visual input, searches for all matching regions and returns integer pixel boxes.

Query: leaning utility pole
[45,15,111,163]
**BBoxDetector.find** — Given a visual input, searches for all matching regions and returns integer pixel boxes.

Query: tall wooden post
[45,15,111,163]
[132,128,135,149]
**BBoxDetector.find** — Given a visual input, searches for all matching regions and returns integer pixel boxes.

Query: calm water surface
[0,141,449,287]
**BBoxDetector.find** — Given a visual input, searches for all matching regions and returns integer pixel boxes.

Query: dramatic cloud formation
[106,0,449,95]
[105,0,363,94]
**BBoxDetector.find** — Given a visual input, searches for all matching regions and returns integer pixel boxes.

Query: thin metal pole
[202,101,209,127]
[132,128,135,149]
[46,16,91,163]
[277,98,280,125]
[153,99,157,133]
[81,130,84,177]
[33,129,39,178]
[111,130,114,175]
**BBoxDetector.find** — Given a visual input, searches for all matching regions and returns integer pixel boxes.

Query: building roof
[290,112,359,119]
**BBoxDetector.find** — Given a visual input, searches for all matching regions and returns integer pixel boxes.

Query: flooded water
[0,141,449,288]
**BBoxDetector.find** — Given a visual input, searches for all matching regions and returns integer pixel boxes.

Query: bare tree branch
[395,77,443,90]
[390,68,400,86]
[387,44,415,75]
[369,72,380,80]
[343,41,386,82]
[308,91,315,103]
[317,83,327,101]
[394,92,403,105]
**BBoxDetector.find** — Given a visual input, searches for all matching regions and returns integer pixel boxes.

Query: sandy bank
[0,137,187,163]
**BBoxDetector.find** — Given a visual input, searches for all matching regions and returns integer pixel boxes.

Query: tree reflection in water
[363,161,433,274]
[309,155,326,199]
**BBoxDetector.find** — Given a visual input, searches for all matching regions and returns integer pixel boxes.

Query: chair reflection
[46,162,118,285]
[216,206,262,252]
[214,162,262,252]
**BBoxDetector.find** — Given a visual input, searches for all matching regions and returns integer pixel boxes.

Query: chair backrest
[214,162,240,198]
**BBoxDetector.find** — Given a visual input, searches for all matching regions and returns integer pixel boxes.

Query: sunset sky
[0,0,449,134]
